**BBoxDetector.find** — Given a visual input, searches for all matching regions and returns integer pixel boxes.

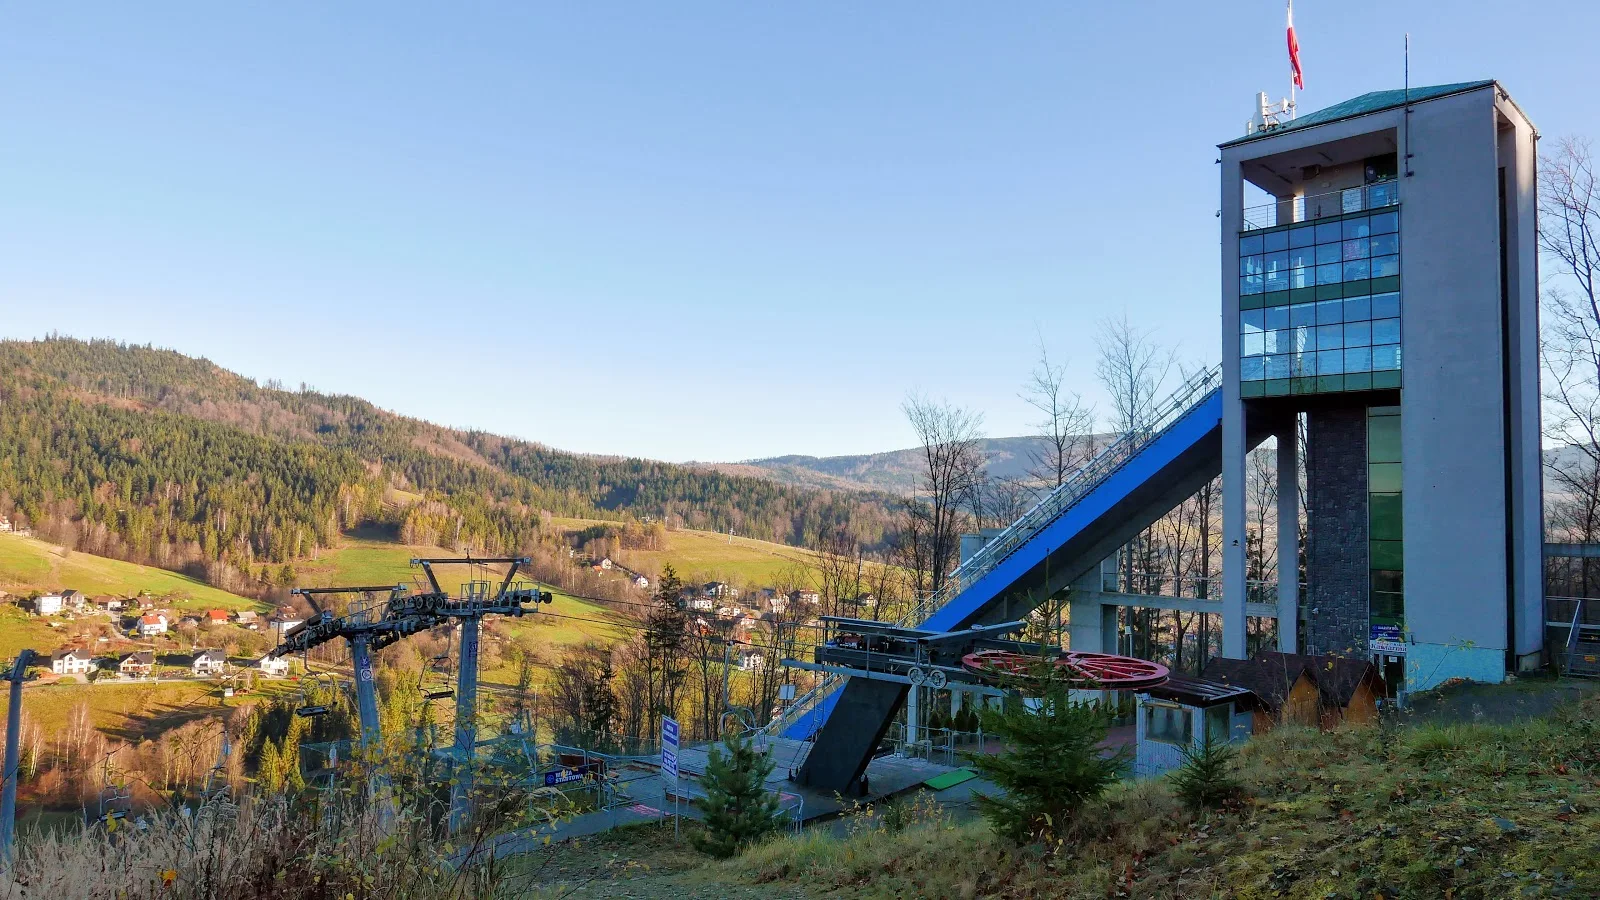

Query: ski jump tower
[781,80,1545,796]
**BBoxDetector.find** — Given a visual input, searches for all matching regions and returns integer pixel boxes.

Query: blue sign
[661,716,680,781]
[1369,623,1406,655]
[543,762,600,786]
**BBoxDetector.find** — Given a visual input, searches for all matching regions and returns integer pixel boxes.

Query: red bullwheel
[960,649,1168,690]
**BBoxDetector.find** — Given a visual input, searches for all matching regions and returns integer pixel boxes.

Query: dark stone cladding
[1304,406,1369,658]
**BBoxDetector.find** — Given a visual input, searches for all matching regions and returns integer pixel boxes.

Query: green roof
[1220,80,1496,148]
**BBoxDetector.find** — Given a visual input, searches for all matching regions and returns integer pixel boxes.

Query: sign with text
[543,761,601,787]
[660,716,680,782]
[1369,623,1406,656]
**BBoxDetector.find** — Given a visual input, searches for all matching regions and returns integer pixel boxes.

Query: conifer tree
[1169,735,1241,814]
[690,730,784,859]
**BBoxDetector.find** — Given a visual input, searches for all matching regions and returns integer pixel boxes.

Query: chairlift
[419,624,456,701]
[295,668,342,718]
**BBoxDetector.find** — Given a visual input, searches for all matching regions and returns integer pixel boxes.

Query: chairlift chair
[419,625,456,701]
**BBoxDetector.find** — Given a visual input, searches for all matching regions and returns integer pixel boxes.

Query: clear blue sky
[4,2,1596,462]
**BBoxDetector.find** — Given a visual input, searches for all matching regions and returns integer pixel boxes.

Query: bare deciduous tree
[1022,337,1097,491]
[902,393,985,594]
[1095,313,1177,436]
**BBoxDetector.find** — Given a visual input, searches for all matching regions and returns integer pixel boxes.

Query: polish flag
[1287,1,1304,90]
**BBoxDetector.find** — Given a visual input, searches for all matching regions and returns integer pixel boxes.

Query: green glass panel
[1371,569,1404,592]
[1368,416,1401,463]
[1372,370,1402,389]
[1371,275,1400,293]
[1265,378,1291,396]
[1371,539,1404,570]
[1371,591,1406,620]
[1317,375,1344,393]
[1240,292,1265,310]
[1292,377,1317,394]
[1342,279,1372,298]
[1291,287,1317,305]
[1370,492,1404,540]
[1345,372,1373,391]
[1263,290,1290,308]
[1318,284,1344,301]
[1241,381,1265,398]
[1369,464,1402,494]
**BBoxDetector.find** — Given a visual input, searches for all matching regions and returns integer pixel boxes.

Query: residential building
[119,651,155,679]
[789,589,820,606]
[138,614,169,636]
[192,649,227,677]
[49,648,95,676]
[632,575,650,590]
[736,648,765,671]
[1134,675,1258,777]
[257,655,290,677]
[0,516,11,533]
[34,594,63,616]
[60,590,87,611]
[705,582,739,600]
[204,609,230,625]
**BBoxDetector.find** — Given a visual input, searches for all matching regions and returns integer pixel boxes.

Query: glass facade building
[1239,196,1401,397]
[1368,406,1404,653]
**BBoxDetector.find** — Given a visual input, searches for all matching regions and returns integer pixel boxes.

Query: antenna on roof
[1403,33,1415,177]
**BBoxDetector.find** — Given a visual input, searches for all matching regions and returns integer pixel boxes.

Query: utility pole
[721,638,733,732]
[1,650,37,870]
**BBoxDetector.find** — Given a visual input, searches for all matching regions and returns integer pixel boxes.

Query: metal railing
[765,365,1223,737]
[1241,181,1399,231]
[1099,573,1298,606]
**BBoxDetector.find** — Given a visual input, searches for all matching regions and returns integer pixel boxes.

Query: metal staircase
[1564,599,1600,678]
[766,365,1224,740]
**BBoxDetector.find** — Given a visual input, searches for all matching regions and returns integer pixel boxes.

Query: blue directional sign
[661,716,680,782]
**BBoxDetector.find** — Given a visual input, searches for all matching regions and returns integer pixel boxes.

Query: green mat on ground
[923,767,979,791]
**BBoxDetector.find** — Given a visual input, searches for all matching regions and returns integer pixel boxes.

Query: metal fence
[1241,181,1400,231]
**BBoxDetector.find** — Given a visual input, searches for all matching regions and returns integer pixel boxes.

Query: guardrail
[1241,182,1399,231]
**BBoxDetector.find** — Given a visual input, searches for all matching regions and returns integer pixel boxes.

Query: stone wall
[1305,407,1369,657]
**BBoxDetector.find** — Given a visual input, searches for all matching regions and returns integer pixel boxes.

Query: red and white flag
[1287,0,1304,90]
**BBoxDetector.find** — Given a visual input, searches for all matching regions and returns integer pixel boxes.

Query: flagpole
[1287,0,1297,117]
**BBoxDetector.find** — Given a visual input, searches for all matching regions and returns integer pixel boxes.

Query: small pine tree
[966,661,1125,844]
[1169,735,1242,815]
[690,730,785,859]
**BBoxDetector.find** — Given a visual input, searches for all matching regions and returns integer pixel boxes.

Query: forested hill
[0,337,895,588]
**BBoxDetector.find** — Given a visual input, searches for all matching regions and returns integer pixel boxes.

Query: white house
[705,582,739,600]
[686,596,714,612]
[60,590,87,612]
[35,594,63,616]
[632,575,650,590]
[0,516,12,533]
[138,614,169,636]
[269,607,304,638]
[50,648,95,676]
[119,651,155,679]
[736,649,765,671]
[192,649,227,678]
[257,655,290,677]
[790,589,820,606]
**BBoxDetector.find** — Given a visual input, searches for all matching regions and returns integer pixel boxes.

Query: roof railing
[1241,181,1398,231]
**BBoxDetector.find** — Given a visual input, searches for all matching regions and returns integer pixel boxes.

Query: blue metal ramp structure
[772,366,1263,794]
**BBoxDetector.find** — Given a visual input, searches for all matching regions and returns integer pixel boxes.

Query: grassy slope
[0,534,261,611]
[547,516,822,587]
[695,679,1600,899]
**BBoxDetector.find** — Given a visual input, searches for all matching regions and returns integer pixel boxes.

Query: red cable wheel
[960,649,1169,690]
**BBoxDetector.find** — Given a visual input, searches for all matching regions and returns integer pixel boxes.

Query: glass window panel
[1268,328,1292,354]
[1344,346,1373,373]
[1372,292,1400,318]
[1316,263,1342,285]
[1371,254,1400,278]
[1264,230,1289,252]
[1369,182,1399,209]
[1241,309,1265,332]
[1315,299,1344,324]
[1345,320,1372,346]
[1296,325,1317,352]
[1372,318,1401,345]
[1370,462,1403,492]
[1372,569,1404,593]
[1289,246,1316,268]
[1265,355,1291,379]
[1239,234,1264,255]
[1343,259,1372,281]
[1343,216,1372,239]
[1370,492,1404,540]
[1373,345,1401,370]
[1370,210,1398,234]
[1290,266,1311,289]
[1294,352,1317,376]
[1265,250,1289,273]
[1206,705,1231,745]
[1241,254,1265,276]
[1344,295,1372,322]
[1318,349,1344,375]
[1342,237,1370,260]
[1371,233,1399,256]
[1371,539,1404,570]
[1146,705,1192,746]
[1369,416,1401,462]
[1290,224,1316,248]
[1241,275,1264,295]
[1290,304,1316,327]
[1265,305,1290,330]
[1315,221,1343,244]
[1242,332,1265,356]
[1265,270,1291,292]
[1371,591,1405,619]
[1241,355,1265,380]
[1317,323,1344,349]
[1315,243,1343,266]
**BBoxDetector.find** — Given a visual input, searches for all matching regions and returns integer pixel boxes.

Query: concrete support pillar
[1068,560,1119,654]
[1277,423,1300,652]
[905,685,920,747]
[950,689,963,717]
[1222,393,1248,658]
